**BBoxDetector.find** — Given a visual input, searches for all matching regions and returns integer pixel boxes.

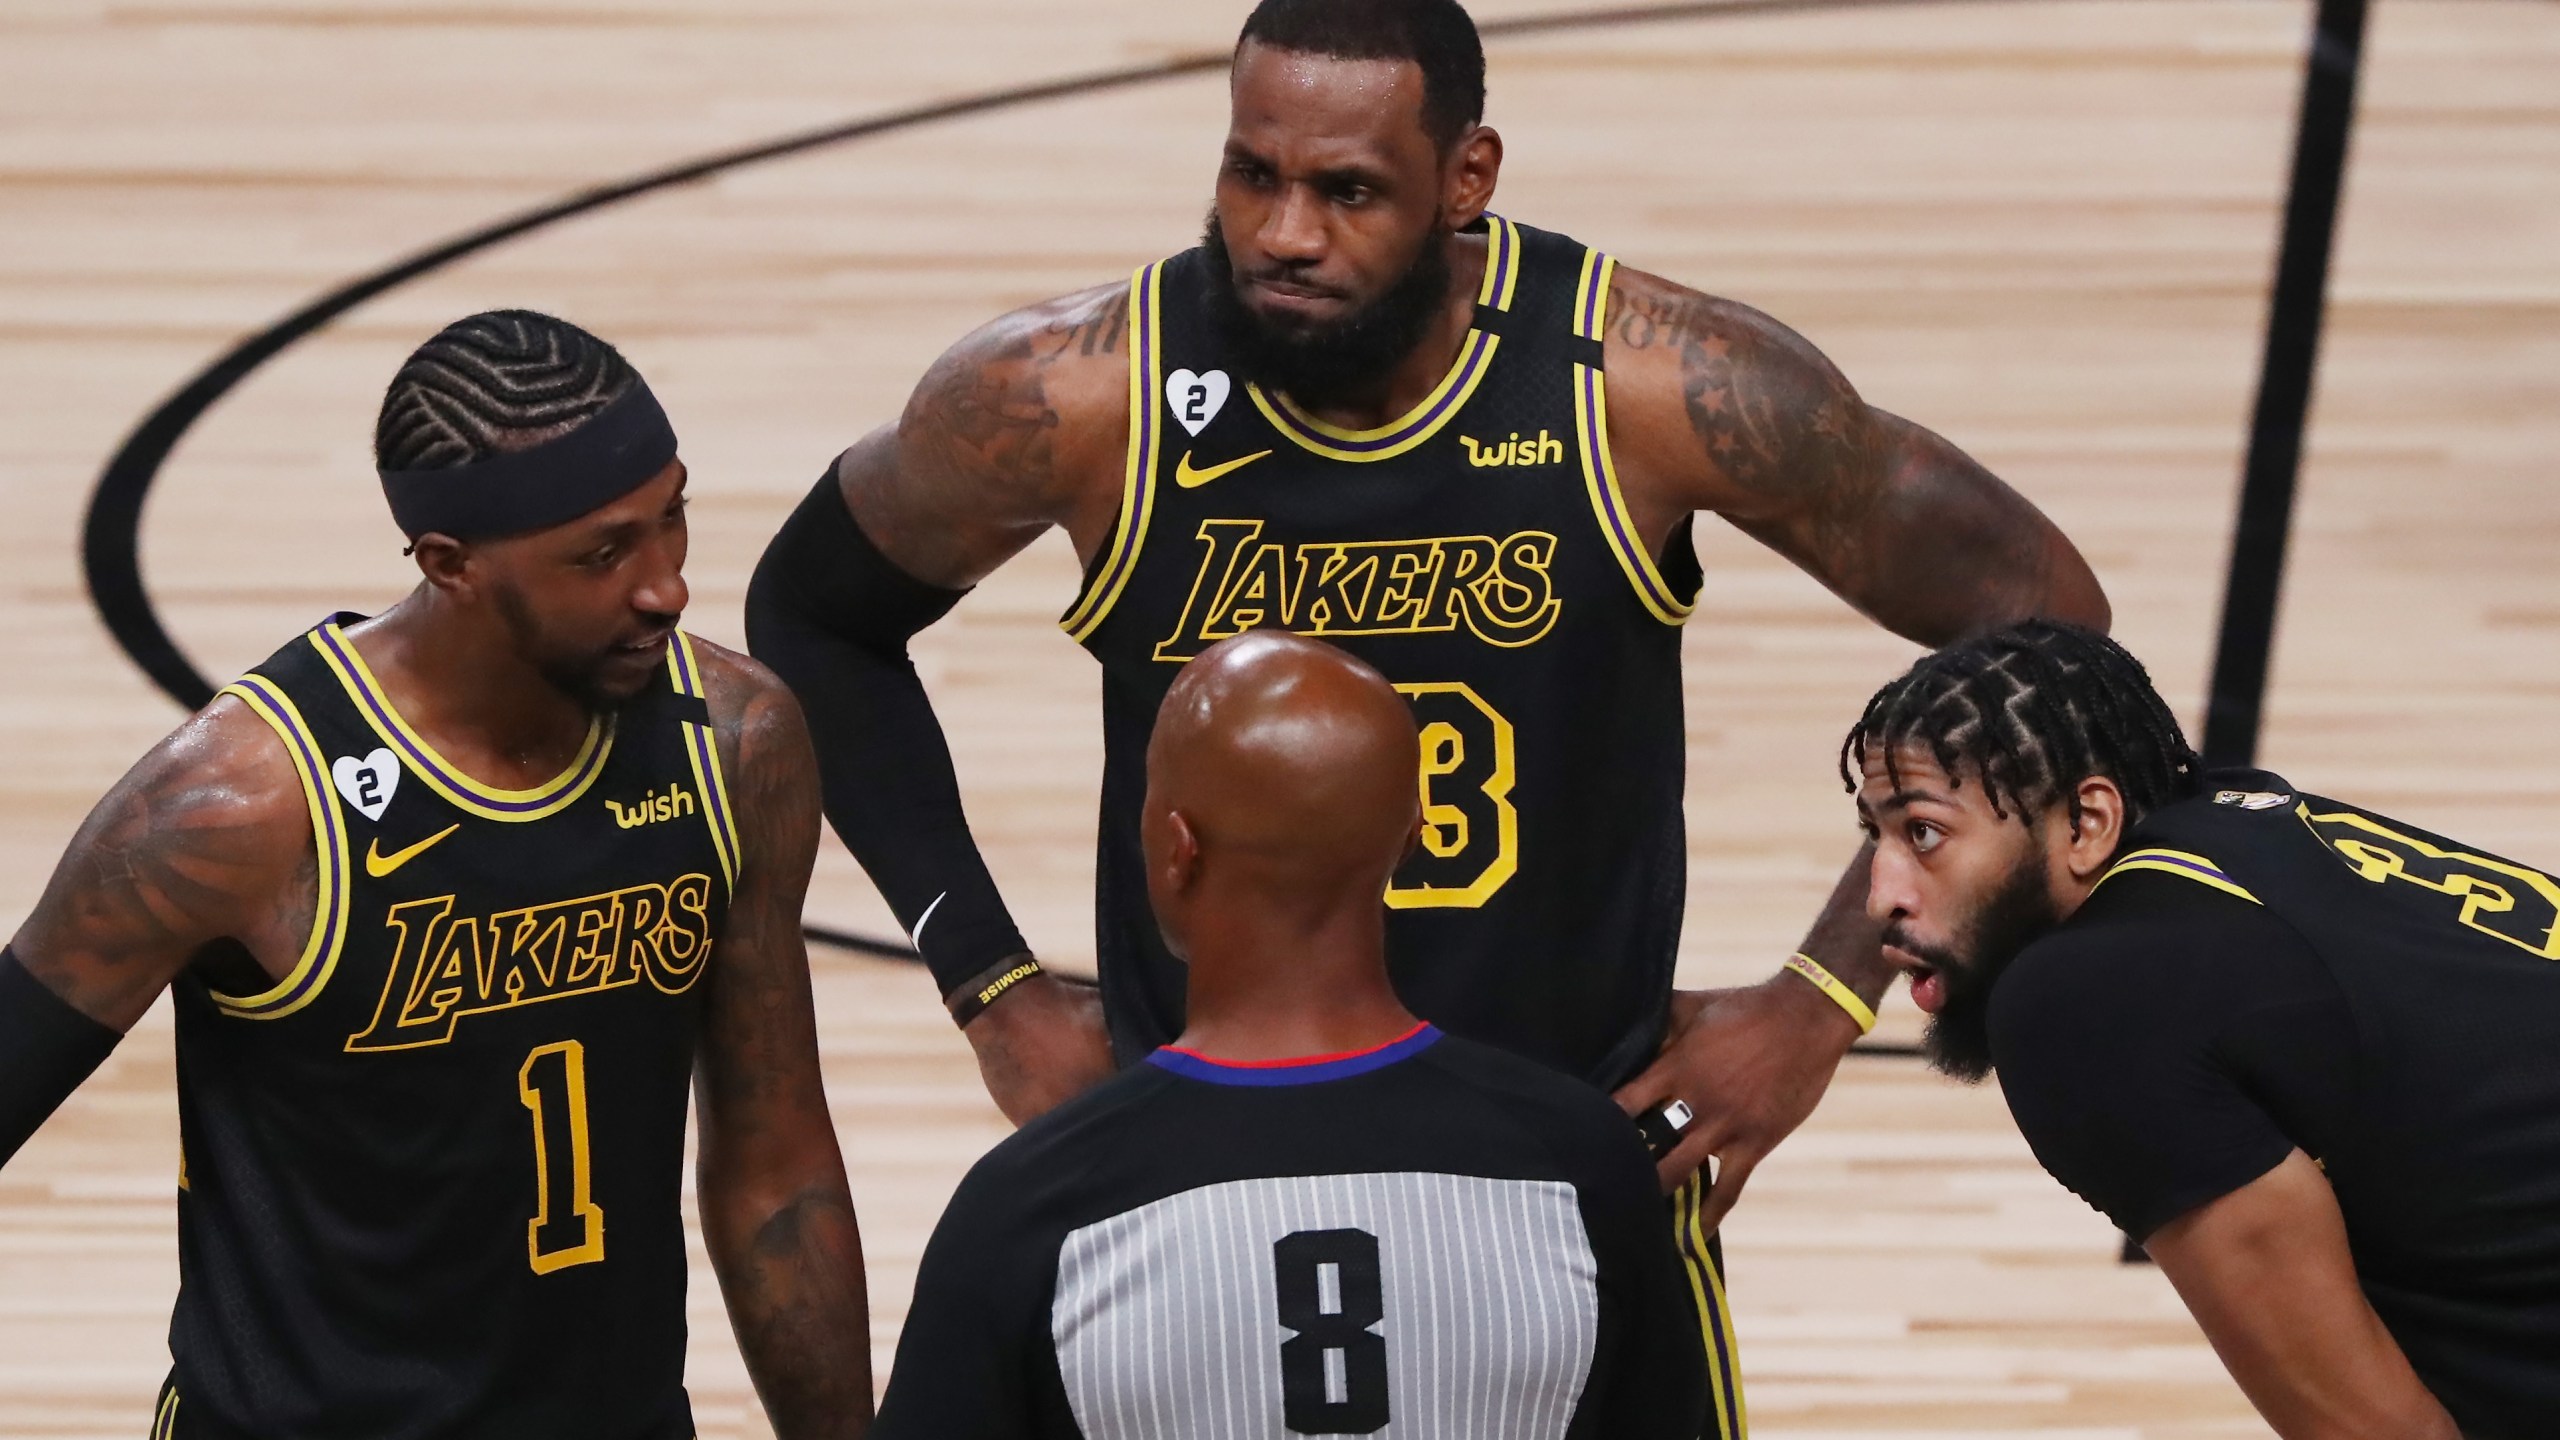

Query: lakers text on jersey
[1061,216,1701,1090]
[163,615,738,1440]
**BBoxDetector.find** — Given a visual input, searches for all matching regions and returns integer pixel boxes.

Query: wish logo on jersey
[1458,430,1565,469]
[605,786,697,830]
[1151,519,1563,662]
[345,873,716,1051]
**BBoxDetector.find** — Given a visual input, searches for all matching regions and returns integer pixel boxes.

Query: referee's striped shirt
[875,1025,1706,1439]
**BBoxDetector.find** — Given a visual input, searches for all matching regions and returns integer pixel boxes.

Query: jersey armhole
[1570,250,1696,627]
[205,678,352,1020]
[665,632,743,893]
[1060,262,1167,643]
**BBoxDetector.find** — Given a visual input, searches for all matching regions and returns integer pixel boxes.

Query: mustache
[1235,263,1345,297]
[1880,923,1961,971]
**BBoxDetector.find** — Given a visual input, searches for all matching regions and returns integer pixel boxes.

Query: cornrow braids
[1840,620,2201,831]
[373,310,637,473]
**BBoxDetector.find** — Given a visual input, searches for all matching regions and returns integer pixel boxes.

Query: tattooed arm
[11,699,313,1029]
[849,281,1134,588]
[1602,267,2110,1216]
[692,642,871,1438]
[1,701,311,1165]
[748,285,1131,1128]
[1603,266,2107,643]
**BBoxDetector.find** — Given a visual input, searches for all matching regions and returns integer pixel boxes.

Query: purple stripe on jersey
[1579,365,1673,610]
[227,675,340,1014]
[318,625,604,812]
[1085,264,1159,615]
[1147,1024,1442,1087]
[1269,331,1492,456]
[2150,854,2236,884]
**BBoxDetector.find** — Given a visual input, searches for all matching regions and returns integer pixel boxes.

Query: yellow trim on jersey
[1571,252,1694,626]
[1248,329,1501,462]
[1675,1173,1750,1439]
[310,623,611,822]
[2297,802,2560,957]
[1245,214,1520,465]
[1476,212,1522,311]
[2098,847,2262,905]
[1569,244,1607,342]
[667,632,742,890]
[151,1383,180,1440]
[209,678,352,1020]
[1061,261,1168,642]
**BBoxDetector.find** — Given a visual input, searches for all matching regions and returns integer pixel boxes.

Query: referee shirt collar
[1147,1023,1441,1087]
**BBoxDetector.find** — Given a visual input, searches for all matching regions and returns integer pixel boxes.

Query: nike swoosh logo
[1174,448,1273,489]
[910,891,948,950]
[365,824,460,879]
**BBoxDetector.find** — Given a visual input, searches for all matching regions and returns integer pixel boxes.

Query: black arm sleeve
[0,947,122,1168]
[745,470,1030,996]
[1989,875,2349,1241]
[1570,1117,1709,1440]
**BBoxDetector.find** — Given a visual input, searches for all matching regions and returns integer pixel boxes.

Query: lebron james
[749,3,2108,1431]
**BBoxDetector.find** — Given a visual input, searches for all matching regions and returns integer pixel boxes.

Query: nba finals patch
[2214,789,2293,811]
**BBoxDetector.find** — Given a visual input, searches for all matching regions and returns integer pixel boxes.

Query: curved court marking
[71,0,2184,1000]
[82,0,2046,711]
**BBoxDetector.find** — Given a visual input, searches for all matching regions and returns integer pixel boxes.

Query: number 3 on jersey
[1388,683,1518,909]
[520,1041,605,1274]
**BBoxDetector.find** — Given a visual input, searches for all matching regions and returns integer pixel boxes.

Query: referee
[1844,621,2560,1440]
[874,632,1706,1440]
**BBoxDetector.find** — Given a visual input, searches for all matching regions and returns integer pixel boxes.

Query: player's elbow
[746,469,871,665]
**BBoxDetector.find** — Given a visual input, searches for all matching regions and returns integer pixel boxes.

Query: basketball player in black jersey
[1846,622,2560,1439]
[0,313,868,1439]
[876,630,1705,1439]
[751,2,2106,1429]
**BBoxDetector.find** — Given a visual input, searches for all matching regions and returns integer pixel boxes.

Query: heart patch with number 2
[332,747,400,822]
[1165,368,1230,437]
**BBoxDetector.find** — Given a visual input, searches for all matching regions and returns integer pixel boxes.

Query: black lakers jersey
[1994,770,2560,1436]
[1064,217,1700,1088]
[874,1025,1708,1439]
[162,616,738,1440]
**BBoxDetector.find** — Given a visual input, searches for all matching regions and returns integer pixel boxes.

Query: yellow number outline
[519,1040,606,1274]
[2299,803,2560,959]
[1386,682,1518,909]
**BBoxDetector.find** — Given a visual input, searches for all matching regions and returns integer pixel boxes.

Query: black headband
[377,380,679,541]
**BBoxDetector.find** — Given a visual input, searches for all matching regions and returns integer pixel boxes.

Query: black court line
[77,0,2034,998]
[2198,0,2368,768]
[82,0,2037,714]
[82,0,2351,1039]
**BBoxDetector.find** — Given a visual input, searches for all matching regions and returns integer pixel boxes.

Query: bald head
[1143,632,1421,952]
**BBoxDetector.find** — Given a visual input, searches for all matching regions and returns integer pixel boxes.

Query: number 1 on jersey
[519,1040,606,1274]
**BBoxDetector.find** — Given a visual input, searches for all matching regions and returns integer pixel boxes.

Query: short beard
[1200,208,1454,411]
[491,581,639,713]
[1895,848,2063,1084]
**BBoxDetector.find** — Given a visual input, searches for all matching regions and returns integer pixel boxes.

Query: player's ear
[1442,125,1500,228]
[1163,809,1202,894]
[2062,775,2127,881]
[410,533,476,597]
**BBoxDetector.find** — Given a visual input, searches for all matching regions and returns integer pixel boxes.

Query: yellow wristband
[1784,952,1878,1035]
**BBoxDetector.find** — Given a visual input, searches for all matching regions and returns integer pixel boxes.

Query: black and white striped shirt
[876,1025,1705,1439]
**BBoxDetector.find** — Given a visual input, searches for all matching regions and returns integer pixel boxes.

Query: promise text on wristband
[1784,951,1878,1035]
[947,956,1044,1029]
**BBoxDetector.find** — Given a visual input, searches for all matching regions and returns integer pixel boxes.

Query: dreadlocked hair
[373,310,636,472]
[1840,620,2201,831]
